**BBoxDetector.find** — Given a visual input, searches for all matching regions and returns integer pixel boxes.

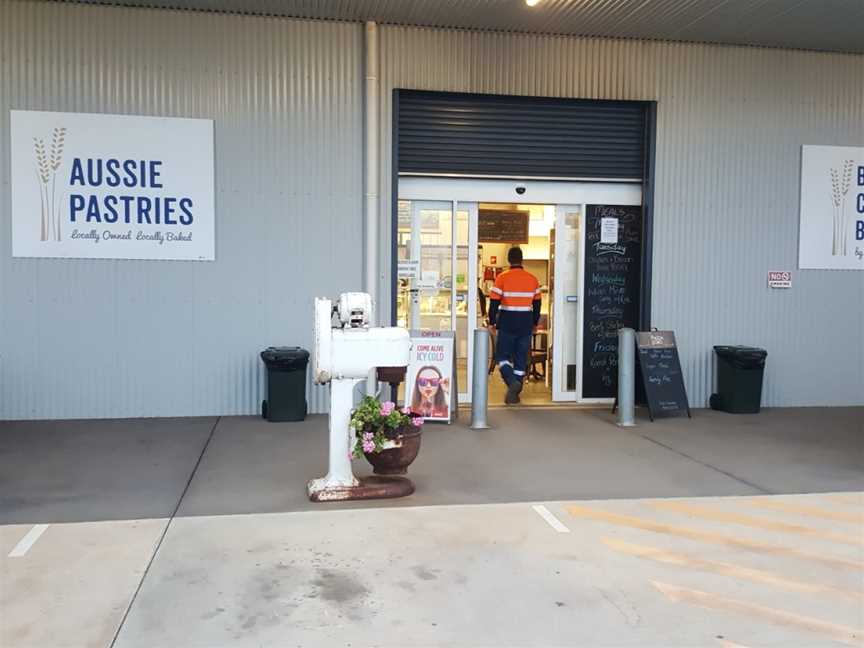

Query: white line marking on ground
[532,504,571,533]
[8,524,50,558]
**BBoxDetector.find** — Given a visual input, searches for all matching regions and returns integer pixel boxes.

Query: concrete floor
[1,407,862,647]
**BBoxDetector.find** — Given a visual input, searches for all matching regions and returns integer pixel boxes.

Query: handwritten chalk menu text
[582,205,642,398]
[479,209,530,243]
[636,331,691,420]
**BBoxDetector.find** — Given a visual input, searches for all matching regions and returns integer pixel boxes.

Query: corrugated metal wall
[378,27,864,407]
[0,0,363,419]
[2,2,862,419]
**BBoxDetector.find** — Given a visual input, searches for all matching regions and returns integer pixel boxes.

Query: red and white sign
[406,330,455,423]
[767,271,792,289]
[490,255,497,264]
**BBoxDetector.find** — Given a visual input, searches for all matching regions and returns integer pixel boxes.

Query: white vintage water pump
[307,292,411,502]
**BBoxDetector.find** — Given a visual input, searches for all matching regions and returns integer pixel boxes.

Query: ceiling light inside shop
[525,0,542,6]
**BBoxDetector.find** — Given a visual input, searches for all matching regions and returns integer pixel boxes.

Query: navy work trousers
[495,330,531,387]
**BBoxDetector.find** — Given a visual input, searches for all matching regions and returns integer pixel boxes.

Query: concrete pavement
[1,407,862,646]
[110,493,864,646]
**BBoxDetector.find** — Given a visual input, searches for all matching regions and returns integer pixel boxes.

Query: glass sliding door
[395,200,477,404]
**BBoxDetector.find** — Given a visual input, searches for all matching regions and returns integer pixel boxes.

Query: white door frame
[552,204,581,402]
[398,177,641,404]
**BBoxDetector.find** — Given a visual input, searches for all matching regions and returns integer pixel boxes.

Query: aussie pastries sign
[11,110,214,260]
[799,145,864,270]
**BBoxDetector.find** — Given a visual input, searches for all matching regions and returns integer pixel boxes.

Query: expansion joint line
[108,416,221,648]
[635,432,774,495]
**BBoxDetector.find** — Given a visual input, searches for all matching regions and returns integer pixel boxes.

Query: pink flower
[362,439,376,453]
[362,431,373,442]
[411,417,424,427]
[401,406,412,415]
[379,401,396,416]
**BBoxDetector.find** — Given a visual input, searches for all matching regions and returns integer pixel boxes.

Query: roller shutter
[397,90,646,180]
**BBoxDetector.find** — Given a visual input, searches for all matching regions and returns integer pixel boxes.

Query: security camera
[515,184,527,195]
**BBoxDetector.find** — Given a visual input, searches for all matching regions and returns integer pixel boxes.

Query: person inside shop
[487,246,541,405]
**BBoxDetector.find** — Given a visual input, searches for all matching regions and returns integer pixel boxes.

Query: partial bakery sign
[799,145,864,270]
[11,110,215,260]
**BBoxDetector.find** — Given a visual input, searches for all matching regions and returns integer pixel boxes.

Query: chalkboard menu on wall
[636,331,691,420]
[479,209,529,243]
[581,205,642,398]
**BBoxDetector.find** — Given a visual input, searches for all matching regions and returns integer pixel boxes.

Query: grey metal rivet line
[617,327,636,427]
[470,328,490,429]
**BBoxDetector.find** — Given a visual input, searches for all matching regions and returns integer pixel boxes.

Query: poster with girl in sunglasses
[405,332,454,422]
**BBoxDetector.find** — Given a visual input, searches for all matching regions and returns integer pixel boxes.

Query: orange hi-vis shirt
[489,266,541,335]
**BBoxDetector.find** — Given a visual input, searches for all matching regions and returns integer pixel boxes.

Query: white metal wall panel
[0,0,363,418]
[379,26,864,407]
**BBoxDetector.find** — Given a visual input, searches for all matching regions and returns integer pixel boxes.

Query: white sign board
[11,110,215,260]
[405,330,455,423]
[799,145,864,270]
[397,260,419,279]
[767,271,792,289]
[417,270,439,291]
[600,217,619,244]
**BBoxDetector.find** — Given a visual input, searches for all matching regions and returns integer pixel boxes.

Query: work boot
[505,379,523,405]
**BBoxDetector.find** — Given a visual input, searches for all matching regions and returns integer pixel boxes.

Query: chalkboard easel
[636,330,691,421]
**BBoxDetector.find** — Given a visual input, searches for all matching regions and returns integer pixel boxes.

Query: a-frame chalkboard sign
[636,331,691,421]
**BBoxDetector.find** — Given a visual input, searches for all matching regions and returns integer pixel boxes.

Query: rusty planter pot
[364,426,422,476]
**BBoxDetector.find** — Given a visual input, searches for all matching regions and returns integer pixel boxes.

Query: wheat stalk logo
[829,159,854,256]
[33,127,66,242]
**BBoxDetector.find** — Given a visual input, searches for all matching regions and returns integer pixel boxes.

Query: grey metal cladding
[397,90,646,179]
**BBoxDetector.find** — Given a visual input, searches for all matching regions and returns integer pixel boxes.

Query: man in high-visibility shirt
[488,247,541,404]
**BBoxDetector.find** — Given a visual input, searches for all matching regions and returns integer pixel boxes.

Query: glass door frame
[397,177,642,405]
[401,199,478,405]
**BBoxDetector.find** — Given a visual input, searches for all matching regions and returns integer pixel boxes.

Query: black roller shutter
[397,90,646,180]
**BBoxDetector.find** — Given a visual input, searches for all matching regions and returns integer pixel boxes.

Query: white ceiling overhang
[58,0,864,54]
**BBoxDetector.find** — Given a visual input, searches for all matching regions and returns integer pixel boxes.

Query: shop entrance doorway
[395,178,641,406]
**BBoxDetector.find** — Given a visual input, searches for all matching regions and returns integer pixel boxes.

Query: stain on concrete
[259,577,281,602]
[201,607,226,620]
[396,580,415,592]
[311,569,369,604]
[412,566,438,581]
[245,543,275,555]
[596,587,641,626]
[241,616,258,630]
[165,567,209,586]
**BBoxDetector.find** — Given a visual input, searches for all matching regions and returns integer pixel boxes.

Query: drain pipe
[364,21,379,396]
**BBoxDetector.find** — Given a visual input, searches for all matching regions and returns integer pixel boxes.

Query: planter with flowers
[351,396,423,476]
